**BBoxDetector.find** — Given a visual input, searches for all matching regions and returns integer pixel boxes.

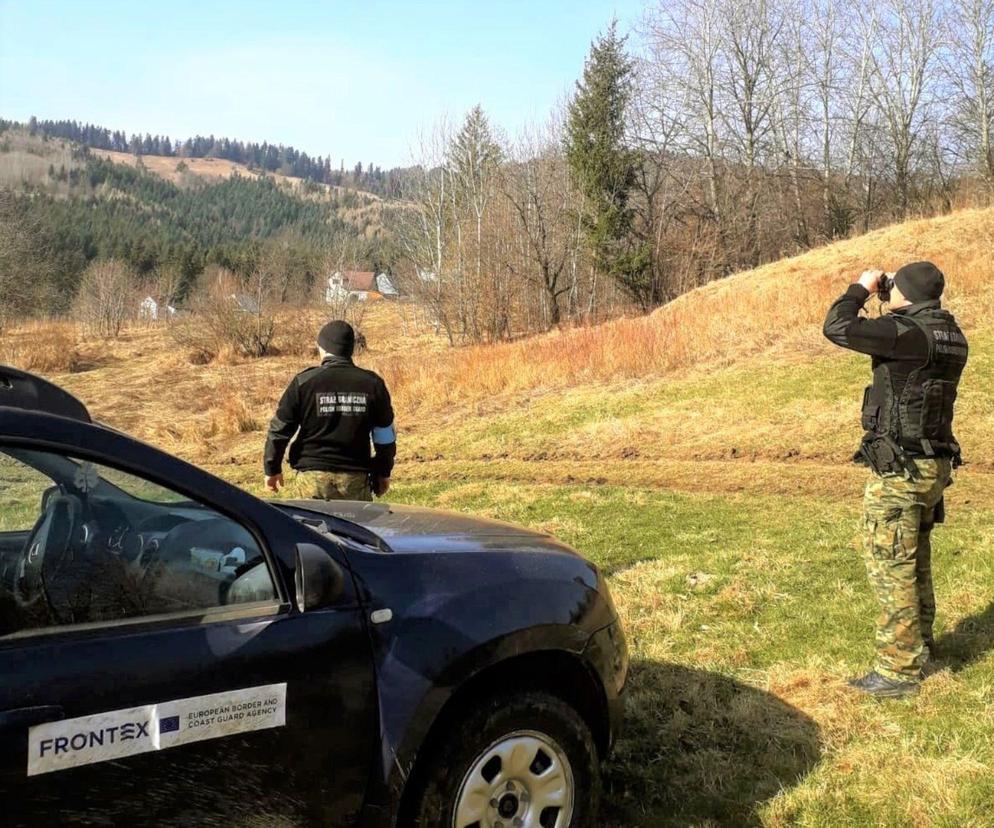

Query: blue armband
[372,423,396,444]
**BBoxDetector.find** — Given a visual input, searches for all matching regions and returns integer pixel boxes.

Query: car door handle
[0,705,64,734]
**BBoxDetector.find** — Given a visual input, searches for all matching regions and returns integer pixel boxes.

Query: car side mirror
[294,543,345,612]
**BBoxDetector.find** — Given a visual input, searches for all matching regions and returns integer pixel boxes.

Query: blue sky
[0,0,645,168]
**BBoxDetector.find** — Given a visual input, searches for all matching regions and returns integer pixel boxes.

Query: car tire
[411,690,600,828]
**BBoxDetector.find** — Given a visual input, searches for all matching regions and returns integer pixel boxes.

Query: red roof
[342,271,376,291]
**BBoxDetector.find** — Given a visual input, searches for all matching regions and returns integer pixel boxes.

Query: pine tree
[564,22,652,307]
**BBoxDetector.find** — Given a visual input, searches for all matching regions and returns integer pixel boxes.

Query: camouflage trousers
[284,470,372,502]
[861,457,951,682]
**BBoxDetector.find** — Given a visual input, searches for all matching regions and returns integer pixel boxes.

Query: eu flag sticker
[159,716,180,734]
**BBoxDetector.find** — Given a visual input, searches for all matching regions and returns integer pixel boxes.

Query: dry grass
[92,149,285,187]
[1,320,89,373]
[90,149,383,205]
[371,208,994,416]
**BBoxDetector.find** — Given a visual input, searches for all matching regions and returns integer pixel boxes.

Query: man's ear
[889,284,910,308]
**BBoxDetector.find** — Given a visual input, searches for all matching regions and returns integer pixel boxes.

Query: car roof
[0,365,91,423]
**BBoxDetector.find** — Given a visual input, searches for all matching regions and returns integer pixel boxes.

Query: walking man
[264,320,396,502]
[824,262,968,698]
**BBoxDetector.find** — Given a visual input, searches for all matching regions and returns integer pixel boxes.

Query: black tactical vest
[860,303,968,459]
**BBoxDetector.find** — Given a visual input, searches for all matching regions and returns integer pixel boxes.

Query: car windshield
[0,446,276,637]
[2,447,192,507]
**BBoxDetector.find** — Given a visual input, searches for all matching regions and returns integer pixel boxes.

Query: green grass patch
[392,479,994,827]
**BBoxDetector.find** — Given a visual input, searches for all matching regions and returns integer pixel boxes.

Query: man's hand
[265,473,284,493]
[858,269,885,294]
[373,476,391,497]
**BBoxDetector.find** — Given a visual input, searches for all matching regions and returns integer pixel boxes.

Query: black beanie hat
[894,261,945,303]
[317,320,355,357]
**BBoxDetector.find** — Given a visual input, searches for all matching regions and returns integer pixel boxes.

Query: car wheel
[411,691,600,828]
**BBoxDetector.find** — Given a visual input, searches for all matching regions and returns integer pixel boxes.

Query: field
[4,206,994,824]
[0,129,81,191]
[90,148,385,205]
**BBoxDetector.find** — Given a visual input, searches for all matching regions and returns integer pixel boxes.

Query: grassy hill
[6,206,994,824]
[92,148,316,186]
[90,148,379,196]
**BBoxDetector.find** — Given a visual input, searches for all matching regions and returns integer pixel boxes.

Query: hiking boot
[847,670,920,699]
[922,638,946,676]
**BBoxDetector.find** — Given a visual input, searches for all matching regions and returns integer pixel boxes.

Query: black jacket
[823,284,967,458]
[823,284,929,360]
[264,357,396,477]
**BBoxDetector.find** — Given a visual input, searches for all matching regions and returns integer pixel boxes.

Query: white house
[326,271,401,303]
[326,271,377,303]
[138,296,178,321]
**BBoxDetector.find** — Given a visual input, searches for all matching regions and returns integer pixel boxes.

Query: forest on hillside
[0,143,397,328]
[0,117,407,197]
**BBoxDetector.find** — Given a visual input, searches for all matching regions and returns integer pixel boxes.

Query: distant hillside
[0,127,84,189]
[1,116,408,198]
[0,130,401,311]
[91,148,381,197]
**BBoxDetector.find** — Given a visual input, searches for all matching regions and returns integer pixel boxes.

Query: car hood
[281,499,582,557]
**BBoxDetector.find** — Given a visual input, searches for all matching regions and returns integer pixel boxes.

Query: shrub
[169,269,277,361]
[73,259,135,338]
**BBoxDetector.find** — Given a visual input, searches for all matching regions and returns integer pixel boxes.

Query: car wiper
[290,510,391,553]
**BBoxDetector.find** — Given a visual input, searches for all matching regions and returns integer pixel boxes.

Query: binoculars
[878,272,896,303]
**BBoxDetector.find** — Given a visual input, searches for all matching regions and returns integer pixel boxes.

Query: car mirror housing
[294,543,345,612]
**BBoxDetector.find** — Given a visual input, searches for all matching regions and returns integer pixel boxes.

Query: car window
[96,466,190,504]
[0,452,54,532]
[0,448,278,638]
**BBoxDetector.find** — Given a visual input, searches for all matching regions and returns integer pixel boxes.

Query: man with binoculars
[824,262,968,698]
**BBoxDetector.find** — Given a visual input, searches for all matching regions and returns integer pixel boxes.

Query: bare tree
[501,123,583,326]
[629,42,699,300]
[643,0,728,240]
[73,259,135,338]
[450,110,502,292]
[255,232,319,306]
[946,0,994,192]
[864,0,945,217]
[325,232,370,286]
[800,0,844,238]
[721,0,789,265]
[137,265,184,325]
[170,266,277,360]
[771,3,814,249]
[393,123,458,343]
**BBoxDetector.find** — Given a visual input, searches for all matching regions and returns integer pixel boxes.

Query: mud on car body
[0,366,627,827]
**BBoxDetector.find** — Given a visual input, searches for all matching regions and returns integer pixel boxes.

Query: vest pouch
[860,386,880,431]
[920,379,957,441]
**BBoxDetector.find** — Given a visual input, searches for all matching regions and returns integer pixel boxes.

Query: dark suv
[0,366,627,827]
